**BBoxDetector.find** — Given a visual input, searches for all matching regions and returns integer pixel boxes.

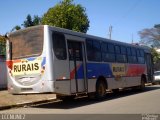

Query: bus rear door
[67,38,87,94]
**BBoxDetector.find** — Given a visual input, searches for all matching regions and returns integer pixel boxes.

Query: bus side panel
[125,77,141,87]
[107,78,126,89]
[86,63,147,91]
[54,60,71,95]
[88,78,96,92]
[125,64,146,87]
[55,80,71,95]
[87,62,112,92]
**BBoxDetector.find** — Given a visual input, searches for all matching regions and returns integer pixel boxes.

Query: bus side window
[106,43,115,62]
[121,46,127,63]
[101,42,108,62]
[115,45,120,54]
[86,39,101,62]
[127,47,132,63]
[93,40,101,61]
[121,46,127,55]
[86,39,93,61]
[115,45,127,63]
[131,48,137,63]
[108,43,115,53]
[52,32,67,60]
[137,49,145,64]
[127,47,137,63]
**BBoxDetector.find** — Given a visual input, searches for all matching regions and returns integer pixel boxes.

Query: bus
[6,25,153,99]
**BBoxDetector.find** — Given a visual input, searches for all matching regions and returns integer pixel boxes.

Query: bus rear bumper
[8,80,56,94]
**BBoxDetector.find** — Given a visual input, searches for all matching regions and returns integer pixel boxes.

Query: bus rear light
[41,70,44,74]
[41,66,45,74]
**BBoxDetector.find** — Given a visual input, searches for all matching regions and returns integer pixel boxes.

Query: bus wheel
[140,77,145,91]
[95,81,106,100]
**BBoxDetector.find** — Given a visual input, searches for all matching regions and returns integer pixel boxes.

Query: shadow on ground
[31,85,160,109]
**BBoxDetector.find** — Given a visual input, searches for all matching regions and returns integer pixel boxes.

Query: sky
[0,0,160,43]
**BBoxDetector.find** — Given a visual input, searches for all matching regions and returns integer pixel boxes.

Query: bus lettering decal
[13,63,39,73]
[12,59,42,76]
[112,64,125,76]
[22,64,27,71]
[18,65,21,72]
[27,64,32,71]
[34,63,39,70]
[14,65,18,72]
[113,66,124,72]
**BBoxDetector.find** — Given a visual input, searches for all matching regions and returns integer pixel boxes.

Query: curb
[0,97,57,111]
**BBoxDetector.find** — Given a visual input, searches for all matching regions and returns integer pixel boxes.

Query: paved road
[1,85,160,114]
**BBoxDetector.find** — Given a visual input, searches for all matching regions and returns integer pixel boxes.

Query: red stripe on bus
[126,64,146,76]
[6,60,13,70]
[70,63,81,80]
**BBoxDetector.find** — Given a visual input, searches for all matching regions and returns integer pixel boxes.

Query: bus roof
[47,25,151,52]
[9,25,151,53]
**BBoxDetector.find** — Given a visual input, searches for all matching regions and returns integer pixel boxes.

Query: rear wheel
[139,77,145,91]
[95,81,106,100]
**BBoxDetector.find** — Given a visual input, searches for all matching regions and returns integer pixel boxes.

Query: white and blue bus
[6,25,153,99]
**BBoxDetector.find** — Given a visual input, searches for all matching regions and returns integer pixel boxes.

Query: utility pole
[108,25,112,39]
[131,34,134,44]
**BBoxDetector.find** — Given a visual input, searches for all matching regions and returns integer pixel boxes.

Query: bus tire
[95,80,107,100]
[139,77,145,91]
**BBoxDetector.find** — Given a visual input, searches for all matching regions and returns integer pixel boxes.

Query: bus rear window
[9,26,44,60]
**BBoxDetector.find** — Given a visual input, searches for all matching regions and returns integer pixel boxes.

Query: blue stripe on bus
[86,63,113,78]
[41,57,46,66]
[26,57,46,67]
[26,57,36,61]
[76,63,113,79]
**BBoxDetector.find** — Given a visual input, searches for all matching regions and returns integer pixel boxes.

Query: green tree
[12,14,41,31]
[42,0,89,33]
[23,14,33,27]
[32,15,41,26]
[151,47,160,70]
[154,24,160,28]
[11,25,21,32]
[0,35,6,55]
[22,14,41,28]
[151,47,160,64]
